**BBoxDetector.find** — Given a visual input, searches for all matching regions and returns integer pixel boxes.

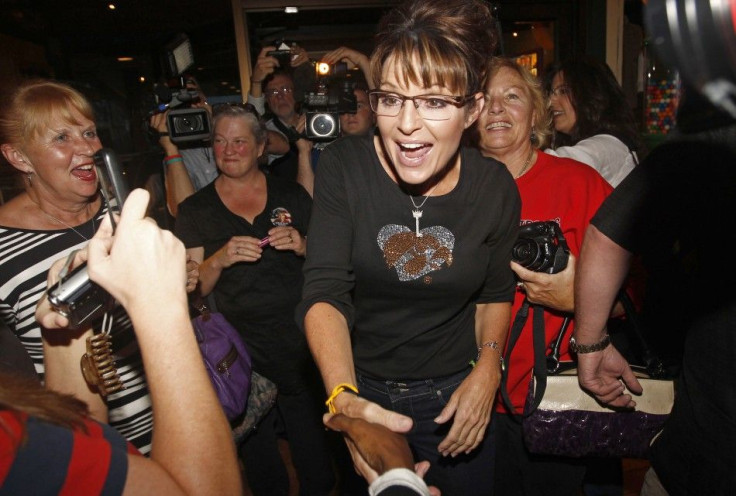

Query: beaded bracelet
[325,382,359,413]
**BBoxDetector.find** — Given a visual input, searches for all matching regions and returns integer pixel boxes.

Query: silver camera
[47,148,129,329]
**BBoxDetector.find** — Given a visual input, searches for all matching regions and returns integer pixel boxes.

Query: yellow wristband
[325,383,359,413]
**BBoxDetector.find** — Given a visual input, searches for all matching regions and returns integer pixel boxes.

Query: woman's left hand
[36,250,90,330]
[185,255,199,293]
[511,253,576,312]
[267,226,306,256]
[434,362,499,457]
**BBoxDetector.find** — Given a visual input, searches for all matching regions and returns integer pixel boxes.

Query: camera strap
[499,298,569,419]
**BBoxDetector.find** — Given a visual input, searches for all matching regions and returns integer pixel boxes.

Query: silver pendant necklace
[409,183,439,237]
[31,199,95,241]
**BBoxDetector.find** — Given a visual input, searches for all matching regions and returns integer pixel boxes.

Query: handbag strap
[616,289,667,378]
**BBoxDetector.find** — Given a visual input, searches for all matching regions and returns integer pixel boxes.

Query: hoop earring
[26,172,33,186]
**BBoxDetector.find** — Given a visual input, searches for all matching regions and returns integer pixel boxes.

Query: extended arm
[88,190,240,495]
[574,224,642,408]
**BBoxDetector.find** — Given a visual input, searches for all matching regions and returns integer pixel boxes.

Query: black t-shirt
[175,176,315,394]
[592,134,736,494]
[297,135,520,379]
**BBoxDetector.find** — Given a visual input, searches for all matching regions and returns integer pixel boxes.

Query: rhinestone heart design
[377,224,455,282]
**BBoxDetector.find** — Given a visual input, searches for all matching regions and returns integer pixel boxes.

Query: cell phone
[47,148,129,329]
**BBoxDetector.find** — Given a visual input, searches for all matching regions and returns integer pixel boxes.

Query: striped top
[0,410,138,495]
[0,205,152,454]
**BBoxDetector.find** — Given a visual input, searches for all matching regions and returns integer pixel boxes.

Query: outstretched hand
[325,413,440,496]
[324,413,414,482]
[577,344,643,409]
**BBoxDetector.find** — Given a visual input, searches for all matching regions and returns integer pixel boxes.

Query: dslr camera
[303,61,357,141]
[512,221,570,274]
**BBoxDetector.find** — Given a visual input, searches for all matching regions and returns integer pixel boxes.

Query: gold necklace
[515,148,536,179]
[409,183,439,237]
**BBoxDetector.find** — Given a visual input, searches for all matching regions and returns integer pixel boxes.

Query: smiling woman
[297,0,522,493]
[0,79,154,454]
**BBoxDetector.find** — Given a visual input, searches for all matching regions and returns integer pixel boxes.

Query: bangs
[373,37,471,95]
[21,84,94,143]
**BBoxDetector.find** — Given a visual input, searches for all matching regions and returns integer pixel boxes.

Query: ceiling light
[108,4,116,10]
[117,56,134,62]
[285,6,299,14]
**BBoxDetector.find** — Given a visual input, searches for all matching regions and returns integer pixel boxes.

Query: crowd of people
[0,0,732,494]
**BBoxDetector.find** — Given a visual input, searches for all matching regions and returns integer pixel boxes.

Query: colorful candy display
[645,66,679,135]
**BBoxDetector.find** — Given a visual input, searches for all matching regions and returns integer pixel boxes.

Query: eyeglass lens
[368,92,465,121]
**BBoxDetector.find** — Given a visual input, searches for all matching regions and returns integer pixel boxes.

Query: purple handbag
[192,305,252,421]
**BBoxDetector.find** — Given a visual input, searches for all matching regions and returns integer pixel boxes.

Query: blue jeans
[357,367,495,496]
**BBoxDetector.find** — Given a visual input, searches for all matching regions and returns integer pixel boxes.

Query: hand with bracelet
[574,225,643,409]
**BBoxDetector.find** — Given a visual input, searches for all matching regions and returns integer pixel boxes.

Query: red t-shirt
[497,151,612,414]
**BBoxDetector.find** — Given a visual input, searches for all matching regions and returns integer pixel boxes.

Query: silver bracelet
[569,334,611,354]
[477,340,505,370]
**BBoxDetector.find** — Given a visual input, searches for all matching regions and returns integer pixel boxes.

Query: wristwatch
[569,334,611,354]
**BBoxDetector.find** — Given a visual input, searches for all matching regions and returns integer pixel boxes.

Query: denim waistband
[356,366,472,395]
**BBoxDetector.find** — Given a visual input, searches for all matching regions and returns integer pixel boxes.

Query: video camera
[303,61,358,141]
[149,34,211,144]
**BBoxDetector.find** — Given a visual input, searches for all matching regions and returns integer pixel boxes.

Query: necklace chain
[31,199,95,241]
[409,183,439,237]
[515,149,535,179]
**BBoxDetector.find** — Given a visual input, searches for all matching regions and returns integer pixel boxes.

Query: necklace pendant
[413,209,423,237]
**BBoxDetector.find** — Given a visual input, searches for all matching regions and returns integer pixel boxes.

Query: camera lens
[512,239,542,270]
[172,115,204,133]
[309,113,337,137]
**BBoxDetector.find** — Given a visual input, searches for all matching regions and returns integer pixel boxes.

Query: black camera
[303,61,357,141]
[512,221,570,274]
[267,49,292,69]
[47,149,129,329]
[151,77,211,144]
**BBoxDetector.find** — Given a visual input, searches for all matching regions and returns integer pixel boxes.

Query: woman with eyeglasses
[545,58,642,187]
[174,105,335,495]
[297,0,520,493]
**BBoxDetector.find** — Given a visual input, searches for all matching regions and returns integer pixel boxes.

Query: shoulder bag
[500,291,675,459]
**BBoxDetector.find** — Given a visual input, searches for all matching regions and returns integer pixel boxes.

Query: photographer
[475,57,612,495]
[12,189,241,495]
[149,76,218,217]
[248,45,311,182]
[151,77,291,216]
[0,80,153,454]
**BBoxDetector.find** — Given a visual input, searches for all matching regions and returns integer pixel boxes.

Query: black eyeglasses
[212,102,260,117]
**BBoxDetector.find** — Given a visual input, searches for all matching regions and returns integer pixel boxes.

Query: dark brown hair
[546,58,641,152]
[0,372,89,440]
[369,0,497,96]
